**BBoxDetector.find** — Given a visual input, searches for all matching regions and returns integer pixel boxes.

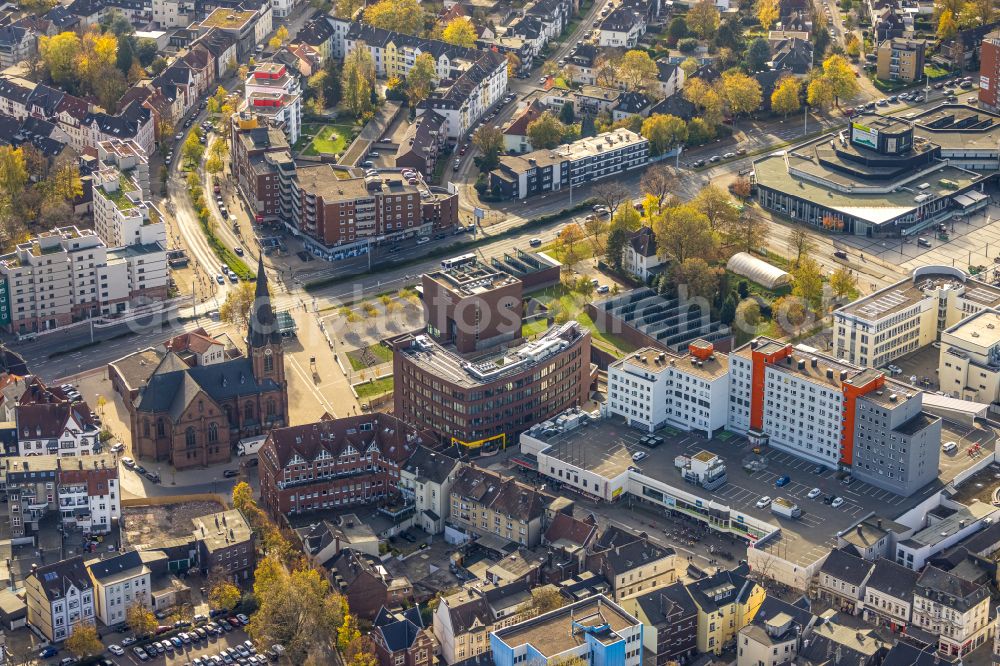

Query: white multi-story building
[25,555,96,642]
[606,342,729,436]
[16,400,100,457]
[861,558,919,630]
[399,446,458,534]
[833,265,1000,370]
[913,566,992,658]
[59,464,120,532]
[241,62,302,145]
[0,226,168,334]
[938,307,1000,402]
[87,551,151,626]
[93,140,166,249]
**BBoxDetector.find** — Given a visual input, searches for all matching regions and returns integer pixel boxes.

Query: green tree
[686,0,721,39]
[559,102,575,124]
[442,17,477,47]
[735,298,762,329]
[472,125,503,170]
[220,281,256,333]
[746,38,771,72]
[363,0,425,34]
[670,258,721,301]
[791,256,824,309]
[341,45,376,117]
[653,203,718,263]
[527,111,566,150]
[406,52,437,107]
[771,75,802,117]
[830,266,857,299]
[65,623,103,658]
[605,224,631,270]
[618,50,658,91]
[135,38,157,66]
[668,16,688,41]
[641,114,687,156]
[182,128,205,163]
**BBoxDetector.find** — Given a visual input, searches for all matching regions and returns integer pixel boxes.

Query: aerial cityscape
[0,0,998,662]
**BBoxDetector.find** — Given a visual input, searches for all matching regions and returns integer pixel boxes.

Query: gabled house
[817,547,875,615]
[654,59,684,98]
[25,555,95,642]
[326,549,413,620]
[0,24,35,68]
[432,583,525,664]
[395,110,448,178]
[612,91,653,121]
[913,566,991,657]
[501,100,545,153]
[769,37,813,74]
[587,525,678,601]
[542,512,598,581]
[372,606,436,666]
[737,597,817,666]
[621,581,697,666]
[685,564,765,654]
[622,226,664,281]
[161,327,228,367]
[861,557,919,630]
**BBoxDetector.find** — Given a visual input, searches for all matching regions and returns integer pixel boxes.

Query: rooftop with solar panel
[837,266,1000,322]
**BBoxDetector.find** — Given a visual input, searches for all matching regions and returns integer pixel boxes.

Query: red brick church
[128,258,289,469]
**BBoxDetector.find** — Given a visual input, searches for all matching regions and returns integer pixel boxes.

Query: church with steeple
[128,258,289,469]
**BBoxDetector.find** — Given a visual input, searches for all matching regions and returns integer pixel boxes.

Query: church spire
[248,255,281,349]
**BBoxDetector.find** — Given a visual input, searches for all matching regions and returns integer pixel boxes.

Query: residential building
[816,547,875,614]
[297,514,379,563]
[195,6,273,60]
[606,342,729,437]
[0,454,119,539]
[241,62,301,145]
[769,37,813,74]
[501,100,545,154]
[727,337,942,496]
[399,445,459,534]
[390,321,593,451]
[598,5,647,47]
[325,548,413,619]
[542,513,598,581]
[0,226,168,334]
[620,582,697,666]
[612,92,653,121]
[0,25,36,69]
[419,50,508,140]
[191,508,255,584]
[937,308,1000,402]
[447,465,565,547]
[980,33,1000,111]
[372,606,435,666]
[622,226,667,282]
[294,13,335,62]
[16,387,99,457]
[433,584,525,664]
[258,413,426,516]
[490,129,648,200]
[25,556,95,642]
[862,557,920,630]
[394,111,447,177]
[87,551,151,626]
[127,259,288,469]
[92,140,166,249]
[654,59,684,98]
[587,526,678,601]
[913,566,992,657]
[736,597,817,666]
[799,618,889,664]
[877,38,926,82]
[489,595,643,666]
[161,327,228,366]
[685,565,765,655]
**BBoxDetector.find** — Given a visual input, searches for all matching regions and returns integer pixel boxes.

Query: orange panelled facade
[749,344,793,432]
[840,373,885,466]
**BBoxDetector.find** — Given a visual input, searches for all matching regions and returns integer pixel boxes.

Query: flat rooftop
[534,417,637,479]
[426,260,521,296]
[494,596,637,656]
[944,308,1000,348]
[836,268,1000,321]
[899,501,999,549]
[200,8,255,29]
[612,345,729,381]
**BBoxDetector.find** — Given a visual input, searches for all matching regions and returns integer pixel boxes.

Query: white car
[942,440,958,453]
[121,457,135,468]
[831,496,845,508]
[755,496,772,508]
[807,487,822,499]
[108,645,125,656]
[631,451,648,462]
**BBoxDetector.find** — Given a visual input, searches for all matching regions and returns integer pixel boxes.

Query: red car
[228,617,241,627]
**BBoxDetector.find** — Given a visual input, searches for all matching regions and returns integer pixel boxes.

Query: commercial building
[816,547,874,614]
[489,595,643,666]
[861,557,920,630]
[195,7,272,60]
[258,414,427,516]
[894,501,999,571]
[980,33,1000,111]
[489,129,649,200]
[751,110,992,238]
[877,38,926,82]
[92,140,166,249]
[938,308,1000,402]
[686,565,765,655]
[606,342,729,436]
[25,556,95,642]
[727,337,942,495]
[241,62,301,145]
[87,551,151,627]
[913,566,992,657]
[0,454,119,539]
[191,508,255,584]
[834,265,1000,369]
[391,321,593,451]
[0,226,167,334]
[587,527,678,601]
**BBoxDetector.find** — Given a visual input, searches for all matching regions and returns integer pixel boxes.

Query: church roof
[248,256,282,348]
[135,358,279,416]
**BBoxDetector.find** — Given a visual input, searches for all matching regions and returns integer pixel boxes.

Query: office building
[241,62,301,145]
[489,129,649,200]
[606,342,729,436]
[877,38,926,82]
[390,321,593,451]
[834,266,1000,369]
[980,33,1000,110]
[92,140,166,249]
[25,556,95,642]
[727,337,942,496]
[938,308,1000,401]
[0,226,167,334]
[489,595,643,666]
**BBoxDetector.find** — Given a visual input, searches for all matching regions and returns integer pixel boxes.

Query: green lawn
[532,284,637,354]
[297,123,356,156]
[355,376,394,399]
[924,63,951,79]
[522,318,551,338]
[345,343,394,371]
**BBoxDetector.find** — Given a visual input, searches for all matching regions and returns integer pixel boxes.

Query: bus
[441,253,476,269]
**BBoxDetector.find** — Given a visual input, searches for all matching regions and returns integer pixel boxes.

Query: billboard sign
[852,122,878,149]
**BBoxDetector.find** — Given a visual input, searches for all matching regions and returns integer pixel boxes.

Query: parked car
[133,647,149,662]
[222,469,239,478]
[775,475,791,487]
[216,274,225,284]
[122,457,135,468]
[39,647,59,659]
[831,496,845,508]
[109,645,125,656]
[631,451,648,462]
[121,637,137,647]
[755,496,772,508]
[416,236,431,245]
[723,152,736,159]
[807,487,822,499]
[942,440,958,453]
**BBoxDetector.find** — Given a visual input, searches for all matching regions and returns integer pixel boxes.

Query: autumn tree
[830,266,857,299]
[687,0,721,39]
[787,226,815,266]
[735,298,762,330]
[442,17,477,47]
[773,295,811,333]
[39,32,80,86]
[730,210,768,253]
[683,77,724,127]
[506,53,521,79]
[341,45,376,117]
[641,114,687,156]
[268,25,289,51]
[719,71,762,119]
[557,223,585,270]
[407,52,437,107]
[338,611,361,650]
[819,54,859,106]
[0,146,28,231]
[791,256,824,309]
[522,587,565,617]
[641,164,678,209]
[233,481,254,514]
[756,0,780,29]
[693,184,739,235]
[771,75,802,117]
[363,0,425,35]
[618,50,658,91]
[335,0,365,18]
[527,111,566,150]
[220,281,256,333]
[937,9,958,38]
[807,74,835,109]
[65,622,103,658]
[183,128,205,163]
[127,602,157,638]
[653,203,718,263]
[593,181,631,218]
[472,125,504,170]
